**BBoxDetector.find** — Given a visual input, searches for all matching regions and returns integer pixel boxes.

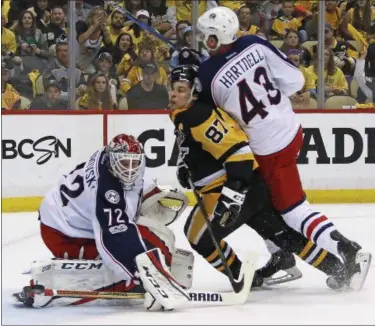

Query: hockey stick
[20,276,256,307]
[105,1,178,51]
[186,177,251,294]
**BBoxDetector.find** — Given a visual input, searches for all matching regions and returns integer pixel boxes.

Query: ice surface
[2,204,375,325]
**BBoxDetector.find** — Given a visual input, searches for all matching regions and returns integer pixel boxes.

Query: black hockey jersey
[170,101,257,193]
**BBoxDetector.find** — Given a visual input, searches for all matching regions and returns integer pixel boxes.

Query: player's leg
[18,217,189,309]
[254,128,371,289]
[40,222,99,260]
[246,202,351,289]
[184,191,247,281]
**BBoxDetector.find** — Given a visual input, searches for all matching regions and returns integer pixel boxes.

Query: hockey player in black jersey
[168,64,364,291]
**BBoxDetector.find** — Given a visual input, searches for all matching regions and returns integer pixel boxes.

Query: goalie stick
[187,177,255,294]
[15,254,255,308]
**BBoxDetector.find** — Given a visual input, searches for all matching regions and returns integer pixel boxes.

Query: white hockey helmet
[106,134,144,188]
[196,6,239,51]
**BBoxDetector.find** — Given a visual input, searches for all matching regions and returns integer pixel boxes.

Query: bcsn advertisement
[2,115,103,197]
[2,113,375,200]
[108,113,375,190]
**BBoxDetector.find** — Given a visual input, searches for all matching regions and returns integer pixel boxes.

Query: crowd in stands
[2,0,375,111]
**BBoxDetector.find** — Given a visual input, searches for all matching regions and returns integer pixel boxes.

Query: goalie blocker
[15,134,196,311]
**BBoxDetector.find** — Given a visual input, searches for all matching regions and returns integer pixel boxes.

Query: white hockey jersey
[198,35,305,155]
[39,147,148,281]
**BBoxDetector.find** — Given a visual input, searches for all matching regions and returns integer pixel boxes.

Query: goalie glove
[141,184,189,226]
[214,180,248,229]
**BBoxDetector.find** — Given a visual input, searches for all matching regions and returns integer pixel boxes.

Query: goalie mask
[107,134,144,188]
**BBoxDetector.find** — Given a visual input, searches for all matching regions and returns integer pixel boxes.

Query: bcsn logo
[2,136,71,165]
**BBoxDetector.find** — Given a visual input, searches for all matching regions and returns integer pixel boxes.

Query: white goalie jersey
[39,147,189,283]
[198,35,305,155]
[39,148,147,281]
[40,148,145,240]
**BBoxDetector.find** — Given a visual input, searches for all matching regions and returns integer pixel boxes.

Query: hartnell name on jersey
[219,49,265,89]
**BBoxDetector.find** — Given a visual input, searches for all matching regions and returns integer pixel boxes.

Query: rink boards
[2,110,375,212]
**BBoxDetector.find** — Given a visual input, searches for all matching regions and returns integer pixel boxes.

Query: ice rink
[2,204,375,325]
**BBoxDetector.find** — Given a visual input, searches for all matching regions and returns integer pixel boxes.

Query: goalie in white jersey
[15,134,192,311]
[194,6,371,290]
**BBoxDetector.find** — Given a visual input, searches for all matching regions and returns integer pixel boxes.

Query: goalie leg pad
[30,258,125,291]
[15,258,137,307]
[136,248,190,311]
[137,221,175,266]
[137,215,195,289]
[171,248,194,289]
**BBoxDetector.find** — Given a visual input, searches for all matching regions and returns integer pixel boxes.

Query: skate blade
[264,266,303,286]
[13,292,24,303]
[349,252,372,291]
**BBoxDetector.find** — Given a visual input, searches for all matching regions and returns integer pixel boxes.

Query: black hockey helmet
[169,64,202,94]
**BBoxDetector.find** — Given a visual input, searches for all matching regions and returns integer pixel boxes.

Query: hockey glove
[214,180,248,229]
[176,162,191,189]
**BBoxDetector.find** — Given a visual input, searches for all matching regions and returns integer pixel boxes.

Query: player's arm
[257,37,305,97]
[92,169,189,311]
[188,103,255,228]
[92,175,147,280]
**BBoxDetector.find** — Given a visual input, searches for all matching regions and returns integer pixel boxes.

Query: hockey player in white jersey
[194,6,371,290]
[14,134,192,311]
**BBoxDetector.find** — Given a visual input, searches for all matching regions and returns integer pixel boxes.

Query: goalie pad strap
[138,225,173,265]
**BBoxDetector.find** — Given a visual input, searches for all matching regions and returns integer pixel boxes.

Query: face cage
[109,152,144,188]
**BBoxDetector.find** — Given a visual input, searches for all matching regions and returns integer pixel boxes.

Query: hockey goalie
[14,134,196,311]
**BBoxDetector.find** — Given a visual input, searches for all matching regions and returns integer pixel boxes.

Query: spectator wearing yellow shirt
[324,23,358,75]
[106,9,126,45]
[307,48,349,98]
[123,9,150,50]
[2,13,17,57]
[287,49,316,107]
[279,29,311,66]
[218,0,246,13]
[341,0,375,42]
[114,32,138,75]
[308,0,366,44]
[147,0,175,37]
[1,60,21,110]
[2,0,11,21]
[78,74,116,110]
[294,0,317,17]
[271,0,307,41]
[120,41,168,94]
[166,0,217,23]
[237,6,260,38]
[124,9,168,59]
[324,0,342,34]
[125,10,170,63]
